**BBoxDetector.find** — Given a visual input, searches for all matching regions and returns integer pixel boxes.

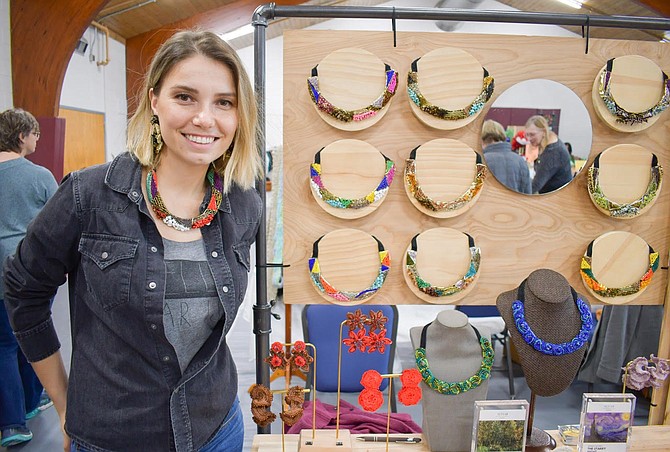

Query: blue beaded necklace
[512,280,594,356]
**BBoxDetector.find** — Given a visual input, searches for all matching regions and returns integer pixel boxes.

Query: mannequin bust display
[410,310,491,452]
[497,269,592,396]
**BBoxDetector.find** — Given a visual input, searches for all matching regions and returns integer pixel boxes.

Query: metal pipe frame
[250,2,670,434]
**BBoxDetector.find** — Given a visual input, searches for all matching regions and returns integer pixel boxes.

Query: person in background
[4,30,262,452]
[481,119,532,194]
[524,115,572,194]
[0,108,57,447]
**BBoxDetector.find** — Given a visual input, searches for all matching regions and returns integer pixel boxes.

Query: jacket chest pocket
[79,234,139,311]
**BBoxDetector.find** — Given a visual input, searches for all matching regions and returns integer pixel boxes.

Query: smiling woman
[4,30,263,452]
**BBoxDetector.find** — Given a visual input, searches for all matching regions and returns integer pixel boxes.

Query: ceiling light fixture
[554,0,583,9]
[219,24,255,42]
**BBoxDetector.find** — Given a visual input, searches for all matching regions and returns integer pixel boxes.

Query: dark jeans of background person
[0,298,43,429]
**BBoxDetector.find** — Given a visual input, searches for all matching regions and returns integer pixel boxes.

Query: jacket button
[150,246,158,253]
[211,251,218,258]
[101,252,109,259]
[148,282,157,289]
[162,356,170,362]
[222,286,229,293]
[150,323,157,330]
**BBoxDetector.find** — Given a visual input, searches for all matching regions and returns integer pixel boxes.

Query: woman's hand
[60,410,70,452]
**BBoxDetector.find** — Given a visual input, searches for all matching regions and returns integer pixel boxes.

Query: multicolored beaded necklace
[415,323,494,395]
[587,152,663,219]
[405,146,487,212]
[512,280,594,356]
[307,64,398,122]
[146,166,223,232]
[406,232,480,297]
[310,148,396,209]
[407,57,494,121]
[580,241,659,298]
[599,57,670,125]
[308,234,390,303]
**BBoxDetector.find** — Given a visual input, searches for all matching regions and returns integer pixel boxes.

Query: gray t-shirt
[162,237,224,372]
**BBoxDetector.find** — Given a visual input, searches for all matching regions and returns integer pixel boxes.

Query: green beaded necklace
[415,322,494,395]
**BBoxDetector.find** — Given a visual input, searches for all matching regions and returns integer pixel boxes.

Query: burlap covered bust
[497,269,592,397]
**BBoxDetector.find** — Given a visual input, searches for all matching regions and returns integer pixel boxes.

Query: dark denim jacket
[3,153,262,452]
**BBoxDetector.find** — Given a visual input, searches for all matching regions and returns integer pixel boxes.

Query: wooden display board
[282,30,670,421]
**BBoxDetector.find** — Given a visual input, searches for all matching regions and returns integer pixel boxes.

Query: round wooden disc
[309,228,388,305]
[591,55,666,133]
[404,138,483,219]
[403,228,480,304]
[311,48,393,131]
[582,231,654,304]
[408,47,489,130]
[589,144,659,219]
[310,140,391,219]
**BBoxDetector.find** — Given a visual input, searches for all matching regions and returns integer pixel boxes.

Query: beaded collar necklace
[307,64,398,123]
[405,146,487,212]
[512,280,593,356]
[310,148,396,209]
[407,57,494,121]
[415,323,494,395]
[587,152,663,219]
[308,234,390,302]
[580,241,659,297]
[599,57,670,125]
[406,233,480,297]
[146,166,223,232]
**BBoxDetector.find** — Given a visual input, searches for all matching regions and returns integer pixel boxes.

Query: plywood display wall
[283,30,670,310]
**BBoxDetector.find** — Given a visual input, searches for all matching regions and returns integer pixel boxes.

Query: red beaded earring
[398,368,422,406]
[359,369,384,412]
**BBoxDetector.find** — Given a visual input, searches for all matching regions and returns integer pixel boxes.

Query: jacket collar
[104,152,232,213]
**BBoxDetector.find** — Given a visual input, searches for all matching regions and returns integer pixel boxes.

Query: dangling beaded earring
[150,115,163,155]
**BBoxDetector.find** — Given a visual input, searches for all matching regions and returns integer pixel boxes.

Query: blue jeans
[199,397,244,452]
[0,299,44,430]
[71,398,243,452]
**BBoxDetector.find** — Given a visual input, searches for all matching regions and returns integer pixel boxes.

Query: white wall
[0,0,12,111]
[236,0,579,151]
[60,27,127,163]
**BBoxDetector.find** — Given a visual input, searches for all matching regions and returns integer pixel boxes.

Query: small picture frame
[471,400,529,452]
[578,393,636,452]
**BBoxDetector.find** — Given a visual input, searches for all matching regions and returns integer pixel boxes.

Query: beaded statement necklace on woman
[146,166,224,232]
[512,280,594,356]
[415,322,494,395]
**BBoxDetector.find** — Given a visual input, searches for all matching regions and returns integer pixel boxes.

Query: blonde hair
[481,119,507,145]
[525,115,550,153]
[127,30,262,192]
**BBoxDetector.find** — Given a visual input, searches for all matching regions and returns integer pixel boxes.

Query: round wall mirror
[482,79,592,195]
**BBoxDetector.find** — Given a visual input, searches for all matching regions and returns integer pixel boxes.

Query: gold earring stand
[299,326,353,450]
[299,320,402,451]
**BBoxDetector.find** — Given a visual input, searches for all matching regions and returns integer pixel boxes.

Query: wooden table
[253,426,670,451]
[252,432,429,451]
